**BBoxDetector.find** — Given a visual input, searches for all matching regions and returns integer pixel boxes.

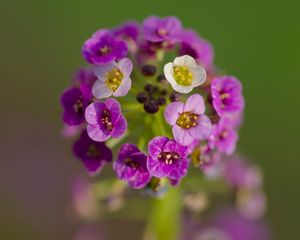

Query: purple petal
[172,125,194,146]
[111,115,127,138]
[164,102,184,125]
[183,94,205,114]
[188,114,212,140]
[128,171,151,189]
[87,124,110,142]
[85,102,106,125]
[148,136,169,159]
[82,158,105,176]
[167,158,189,180]
[105,98,121,123]
[147,157,166,178]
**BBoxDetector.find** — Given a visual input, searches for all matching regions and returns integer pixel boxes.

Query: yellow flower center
[106,68,123,92]
[176,112,198,129]
[173,66,193,86]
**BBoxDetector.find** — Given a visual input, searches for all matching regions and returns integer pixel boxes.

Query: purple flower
[209,118,238,155]
[82,29,128,65]
[165,94,212,146]
[85,98,127,142]
[179,29,214,68]
[113,21,140,54]
[73,130,112,175]
[205,208,269,240]
[113,144,150,189]
[61,87,91,126]
[223,156,262,189]
[143,16,183,43]
[211,76,245,117]
[113,21,140,41]
[92,58,133,99]
[147,136,189,180]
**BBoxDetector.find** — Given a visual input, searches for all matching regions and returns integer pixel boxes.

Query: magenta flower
[73,130,112,175]
[113,144,150,189]
[211,76,245,117]
[143,16,183,43]
[165,94,212,146]
[60,87,91,126]
[209,118,238,155]
[82,29,128,65]
[85,98,127,142]
[147,136,189,180]
[92,58,133,99]
[74,67,97,87]
[113,21,140,42]
[179,29,214,68]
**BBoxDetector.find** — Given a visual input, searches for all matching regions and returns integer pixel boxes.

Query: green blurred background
[1,0,299,239]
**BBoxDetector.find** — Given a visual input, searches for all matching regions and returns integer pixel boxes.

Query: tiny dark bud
[169,92,181,102]
[144,100,159,114]
[136,92,148,103]
[157,97,166,106]
[142,65,156,76]
[157,74,166,83]
[145,84,154,93]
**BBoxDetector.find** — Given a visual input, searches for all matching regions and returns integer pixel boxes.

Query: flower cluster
[60,16,245,192]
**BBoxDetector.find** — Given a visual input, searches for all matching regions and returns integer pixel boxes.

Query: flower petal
[147,157,167,178]
[188,114,212,140]
[164,102,184,125]
[87,124,110,142]
[92,80,113,99]
[190,65,206,87]
[113,76,131,97]
[174,55,197,66]
[117,58,133,78]
[111,115,127,138]
[93,62,116,80]
[172,125,194,146]
[105,98,121,123]
[164,62,177,86]
[183,94,205,114]
[148,136,169,159]
[85,102,106,125]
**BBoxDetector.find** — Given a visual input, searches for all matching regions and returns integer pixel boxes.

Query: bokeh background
[1,0,299,239]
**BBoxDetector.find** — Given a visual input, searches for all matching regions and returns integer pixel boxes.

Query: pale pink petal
[183,94,205,114]
[172,125,194,146]
[188,114,212,140]
[87,124,110,142]
[164,102,184,125]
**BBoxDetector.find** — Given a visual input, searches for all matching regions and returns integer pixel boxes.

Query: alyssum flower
[85,98,127,142]
[92,58,133,99]
[165,94,212,146]
[113,144,150,189]
[164,55,206,93]
[147,136,189,180]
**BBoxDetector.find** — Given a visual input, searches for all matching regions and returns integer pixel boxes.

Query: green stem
[142,187,182,240]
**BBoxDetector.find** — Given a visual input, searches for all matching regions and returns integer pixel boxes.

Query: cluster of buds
[60,16,245,193]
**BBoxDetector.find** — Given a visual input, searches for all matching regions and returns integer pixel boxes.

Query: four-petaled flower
[85,98,127,142]
[61,87,91,126]
[211,76,245,117]
[164,55,206,93]
[92,58,133,99]
[82,29,128,65]
[208,118,238,155]
[73,130,112,176]
[165,94,212,146]
[113,144,151,189]
[147,136,189,180]
[143,16,183,43]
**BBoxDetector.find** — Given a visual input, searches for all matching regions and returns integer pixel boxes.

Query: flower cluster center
[176,112,198,129]
[158,152,179,165]
[87,144,100,158]
[101,109,113,131]
[157,28,168,36]
[106,68,124,92]
[173,66,193,86]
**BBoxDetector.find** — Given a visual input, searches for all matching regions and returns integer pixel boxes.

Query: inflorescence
[61,16,246,192]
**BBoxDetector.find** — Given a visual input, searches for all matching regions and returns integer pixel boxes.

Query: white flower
[92,58,133,99]
[164,55,206,93]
